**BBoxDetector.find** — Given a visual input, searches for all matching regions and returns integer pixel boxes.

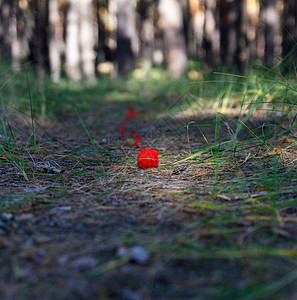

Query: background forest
[0,0,297,80]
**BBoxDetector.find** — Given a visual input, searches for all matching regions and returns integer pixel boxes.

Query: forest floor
[1,77,297,300]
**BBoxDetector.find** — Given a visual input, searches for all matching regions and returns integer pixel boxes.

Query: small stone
[70,256,98,271]
[1,212,13,221]
[116,245,150,264]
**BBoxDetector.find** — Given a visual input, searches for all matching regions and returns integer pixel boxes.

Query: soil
[0,106,297,300]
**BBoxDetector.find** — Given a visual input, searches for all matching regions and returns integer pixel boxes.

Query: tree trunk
[204,0,220,69]
[107,0,117,63]
[0,0,12,61]
[65,0,95,80]
[256,1,265,63]
[10,3,20,67]
[65,0,81,80]
[219,0,238,66]
[180,0,189,55]
[236,0,249,74]
[48,0,61,81]
[188,0,205,59]
[116,0,137,75]
[246,0,260,61]
[138,0,155,69]
[28,0,49,73]
[158,0,187,78]
[11,1,31,68]
[95,0,107,70]
[282,0,297,73]
[263,0,278,69]
[80,0,95,79]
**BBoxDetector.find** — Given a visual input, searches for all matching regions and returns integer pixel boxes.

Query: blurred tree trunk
[0,0,12,60]
[282,0,297,73]
[256,1,265,63]
[263,0,278,69]
[204,0,220,68]
[95,0,107,70]
[180,0,189,55]
[152,6,164,67]
[65,0,80,80]
[48,0,61,81]
[116,0,137,75]
[138,0,155,69]
[107,0,117,63]
[235,0,249,74]
[11,2,31,68]
[65,0,95,80]
[28,0,49,73]
[219,0,238,66]
[80,0,95,79]
[219,0,249,74]
[158,0,187,78]
[188,0,205,59]
[10,3,20,67]
[246,0,259,61]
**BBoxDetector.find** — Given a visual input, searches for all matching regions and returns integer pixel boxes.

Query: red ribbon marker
[119,107,159,169]
[119,106,141,136]
[130,132,142,148]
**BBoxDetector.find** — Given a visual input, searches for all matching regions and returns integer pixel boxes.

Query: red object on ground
[137,148,159,169]
[119,107,159,168]
[130,132,142,148]
[119,107,142,148]
[119,106,141,136]
[119,119,128,136]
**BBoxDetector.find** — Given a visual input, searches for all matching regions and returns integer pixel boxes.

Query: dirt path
[1,110,297,300]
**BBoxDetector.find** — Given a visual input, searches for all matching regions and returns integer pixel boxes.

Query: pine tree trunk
[0,0,12,60]
[188,0,205,59]
[282,0,297,73]
[28,0,49,73]
[48,0,61,81]
[246,0,260,61]
[263,0,278,69]
[10,3,20,67]
[236,0,249,74]
[107,0,117,63]
[80,0,95,79]
[65,0,81,80]
[220,0,238,66]
[65,0,95,80]
[158,0,187,78]
[11,2,30,68]
[204,0,220,68]
[95,0,107,69]
[138,0,155,69]
[116,0,137,75]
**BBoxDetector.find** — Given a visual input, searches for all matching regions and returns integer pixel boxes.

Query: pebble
[70,256,98,271]
[1,212,13,221]
[116,245,150,264]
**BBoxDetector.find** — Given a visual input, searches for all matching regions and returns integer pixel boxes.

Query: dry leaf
[182,206,206,216]
[281,136,294,144]
[263,145,282,158]
[125,138,135,146]
[216,194,232,201]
